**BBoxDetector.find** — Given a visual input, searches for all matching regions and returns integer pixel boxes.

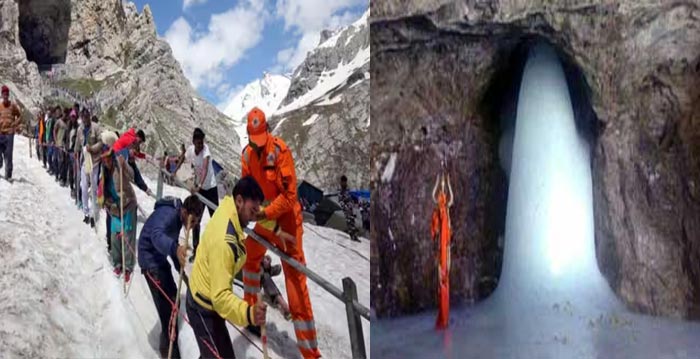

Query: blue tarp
[350,190,370,201]
[212,159,223,176]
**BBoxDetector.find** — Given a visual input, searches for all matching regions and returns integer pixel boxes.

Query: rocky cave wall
[19,0,71,66]
[371,0,700,320]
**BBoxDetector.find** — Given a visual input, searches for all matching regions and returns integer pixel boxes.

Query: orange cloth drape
[431,191,451,329]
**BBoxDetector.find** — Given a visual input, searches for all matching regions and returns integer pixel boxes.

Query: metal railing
[152,163,368,358]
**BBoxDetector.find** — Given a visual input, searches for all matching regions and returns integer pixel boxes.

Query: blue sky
[130,0,367,111]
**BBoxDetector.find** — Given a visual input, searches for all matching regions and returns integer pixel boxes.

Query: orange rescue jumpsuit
[432,187,451,329]
[242,136,321,358]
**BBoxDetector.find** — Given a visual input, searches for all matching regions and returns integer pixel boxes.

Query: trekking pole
[168,216,192,359]
[257,292,271,359]
[119,160,126,294]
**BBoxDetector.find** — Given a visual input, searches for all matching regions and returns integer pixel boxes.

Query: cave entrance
[481,37,600,301]
[19,0,72,70]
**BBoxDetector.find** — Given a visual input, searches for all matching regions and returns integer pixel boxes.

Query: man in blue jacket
[138,194,204,359]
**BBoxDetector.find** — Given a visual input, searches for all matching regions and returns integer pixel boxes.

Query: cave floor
[371,296,700,359]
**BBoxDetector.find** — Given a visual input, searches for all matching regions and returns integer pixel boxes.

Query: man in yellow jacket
[186,176,268,358]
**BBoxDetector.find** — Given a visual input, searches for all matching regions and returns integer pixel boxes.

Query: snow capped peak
[353,9,369,28]
[277,9,369,114]
[318,10,368,50]
[222,73,291,150]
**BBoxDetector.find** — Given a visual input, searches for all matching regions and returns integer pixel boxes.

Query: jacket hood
[154,196,182,211]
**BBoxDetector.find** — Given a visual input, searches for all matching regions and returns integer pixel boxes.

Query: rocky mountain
[371,0,700,320]
[0,0,240,175]
[270,10,370,192]
[222,73,290,151]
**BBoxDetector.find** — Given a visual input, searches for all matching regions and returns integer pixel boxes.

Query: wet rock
[371,0,700,319]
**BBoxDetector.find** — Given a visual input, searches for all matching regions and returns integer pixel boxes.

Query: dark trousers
[192,186,219,258]
[106,212,111,250]
[41,146,47,167]
[60,150,69,183]
[186,290,236,359]
[144,266,181,359]
[0,134,14,179]
[67,152,75,191]
[49,146,58,174]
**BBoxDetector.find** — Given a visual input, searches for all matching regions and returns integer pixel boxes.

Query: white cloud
[183,0,207,10]
[216,85,244,112]
[273,0,366,73]
[276,0,363,33]
[165,0,267,90]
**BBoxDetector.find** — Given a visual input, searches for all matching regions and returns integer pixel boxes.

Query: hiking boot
[246,324,261,338]
[114,267,122,277]
[90,218,95,228]
[125,270,132,283]
[83,216,89,224]
[351,236,361,242]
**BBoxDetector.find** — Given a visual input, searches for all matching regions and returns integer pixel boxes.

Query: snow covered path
[0,137,155,358]
[0,136,369,358]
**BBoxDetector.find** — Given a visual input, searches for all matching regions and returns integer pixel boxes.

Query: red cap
[246,107,268,147]
[1,85,9,94]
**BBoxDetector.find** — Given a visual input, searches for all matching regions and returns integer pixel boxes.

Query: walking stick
[257,292,270,359]
[119,160,126,294]
[168,216,192,359]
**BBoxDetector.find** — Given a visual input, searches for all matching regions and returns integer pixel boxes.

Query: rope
[119,161,126,295]
[168,220,191,359]
[143,270,223,359]
[119,223,263,358]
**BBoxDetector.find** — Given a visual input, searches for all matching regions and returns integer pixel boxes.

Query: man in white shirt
[173,127,219,262]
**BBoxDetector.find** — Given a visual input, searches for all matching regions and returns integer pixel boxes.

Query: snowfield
[0,136,369,358]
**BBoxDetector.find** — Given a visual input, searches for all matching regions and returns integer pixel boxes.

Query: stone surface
[371,0,700,319]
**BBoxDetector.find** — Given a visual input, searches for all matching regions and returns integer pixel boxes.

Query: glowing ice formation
[498,42,603,302]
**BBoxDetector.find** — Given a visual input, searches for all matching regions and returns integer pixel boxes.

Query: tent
[297,181,324,210]
[313,196,343,226]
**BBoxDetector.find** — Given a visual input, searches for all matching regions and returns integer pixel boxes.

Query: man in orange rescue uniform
[431,168,453,330]
[241,107,322,358]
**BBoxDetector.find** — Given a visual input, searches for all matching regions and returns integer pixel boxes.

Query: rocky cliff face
[271,10,370,192]
[0,0,239,174]
[371,0,700,319]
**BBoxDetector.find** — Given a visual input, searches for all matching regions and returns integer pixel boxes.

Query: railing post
[156,165,164,200]
[343,277,366,359]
